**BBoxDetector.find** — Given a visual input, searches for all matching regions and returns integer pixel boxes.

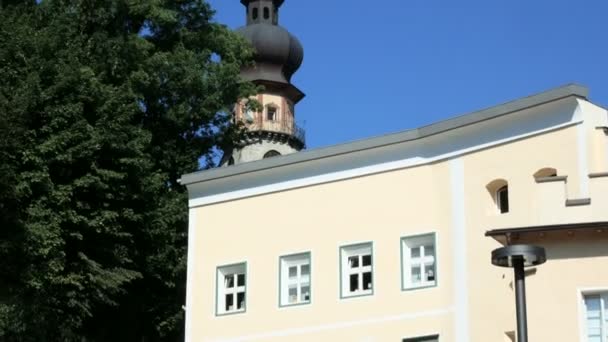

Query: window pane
[426,266,436,282]
[425,245,435,257]
[288,286,297,303]
[225,274,234,288]
[301,285,310,302]
[237,273,245,287]
[411,247,421,258]
[363,272,372,290]
[288,266,298,278]
[349,256,359,268]
[301,264,310,276]
[586,296,602,340]
[349,274,359,292]
[362,254,372,267]
[412,266,421,284]
[225,294,234,311]
[499,187,509,213]
[237,292,245,310]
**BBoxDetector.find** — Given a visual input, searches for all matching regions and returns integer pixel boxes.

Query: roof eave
[179,84,589,187]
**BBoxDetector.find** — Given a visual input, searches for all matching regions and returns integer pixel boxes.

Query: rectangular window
[584,293,608,342]
[267,107,277,121]
[280,253,311,307]
[403,335,439,342]
[402,233,437,290]
[340,242,373,298]
[216,263,246,315]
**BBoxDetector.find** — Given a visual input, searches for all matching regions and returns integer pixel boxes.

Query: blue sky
[209,0,608,150]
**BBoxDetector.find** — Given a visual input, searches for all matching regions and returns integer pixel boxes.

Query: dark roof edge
[485,221,608,237]
[180,84,589,186]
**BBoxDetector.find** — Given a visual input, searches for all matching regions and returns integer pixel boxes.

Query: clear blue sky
[209,0,608,150]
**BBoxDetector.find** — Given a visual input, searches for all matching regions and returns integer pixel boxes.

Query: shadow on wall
[543,235,608,260]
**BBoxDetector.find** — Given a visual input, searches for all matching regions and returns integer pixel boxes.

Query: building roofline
[179,84,588,186]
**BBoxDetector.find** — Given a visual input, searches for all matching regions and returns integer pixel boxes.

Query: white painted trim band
[450,158,470,342]
[206,307,453,342]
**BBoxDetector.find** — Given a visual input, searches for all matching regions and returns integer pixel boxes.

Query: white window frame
[401,233,437,290]
[340,242,374,298]
[216,262,247,316]
[580,289,608,342]
[279,252,311,307]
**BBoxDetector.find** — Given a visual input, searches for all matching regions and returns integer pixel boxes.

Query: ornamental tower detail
[222,0,305,166]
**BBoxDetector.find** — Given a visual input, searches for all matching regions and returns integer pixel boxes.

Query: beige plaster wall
[516,234,608,342]
[190,163,456,340]
[189,115,608,341]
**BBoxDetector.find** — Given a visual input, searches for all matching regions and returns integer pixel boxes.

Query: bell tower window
[263,150,281,159]
[263,7,270,20]
[252,7,258,20]
[267,106,277,121]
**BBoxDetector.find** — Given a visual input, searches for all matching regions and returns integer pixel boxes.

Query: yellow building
[180,1,608,341]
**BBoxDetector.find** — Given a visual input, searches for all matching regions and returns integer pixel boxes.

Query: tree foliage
[0,1,255,340]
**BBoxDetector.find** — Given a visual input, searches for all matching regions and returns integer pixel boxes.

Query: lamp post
[491,244,546,342]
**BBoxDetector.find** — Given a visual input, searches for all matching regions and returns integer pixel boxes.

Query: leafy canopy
[0,0,255,340]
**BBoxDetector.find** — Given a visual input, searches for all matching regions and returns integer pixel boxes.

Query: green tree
[0,1,255,340]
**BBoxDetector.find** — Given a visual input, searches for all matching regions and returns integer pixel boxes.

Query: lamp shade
[491,245,546,268]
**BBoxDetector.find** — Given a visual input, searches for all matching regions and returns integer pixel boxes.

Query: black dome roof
[236,23,303,82]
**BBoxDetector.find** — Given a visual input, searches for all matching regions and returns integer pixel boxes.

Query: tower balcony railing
[245,117,306,146]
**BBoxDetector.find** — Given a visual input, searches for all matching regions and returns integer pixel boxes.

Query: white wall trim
[450,158,470,342]
[190,121,581,208]
[184,210,198,342]
[206,307,453,342]
[577,121,590,197]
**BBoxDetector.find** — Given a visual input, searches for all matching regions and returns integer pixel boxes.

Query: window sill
[565,198,591,207]
[279,301,311,309]
[589,172,608,179]
[216,309,246,317]
[402,283,437,292]
[341,290,373,300]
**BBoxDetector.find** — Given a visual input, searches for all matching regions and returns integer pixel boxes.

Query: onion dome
[237,0,304,84]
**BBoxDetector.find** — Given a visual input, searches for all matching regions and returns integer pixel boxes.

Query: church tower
[222,0,305,166]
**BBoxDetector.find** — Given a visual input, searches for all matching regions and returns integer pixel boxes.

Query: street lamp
[491,244,546,342]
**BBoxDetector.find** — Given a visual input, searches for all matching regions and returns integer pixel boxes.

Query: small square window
[402,233,437,290]
[341,242,373,298]
[280,253,312,307]
[217,263,246,315]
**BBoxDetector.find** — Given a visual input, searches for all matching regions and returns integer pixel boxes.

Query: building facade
[181,84,608,341]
